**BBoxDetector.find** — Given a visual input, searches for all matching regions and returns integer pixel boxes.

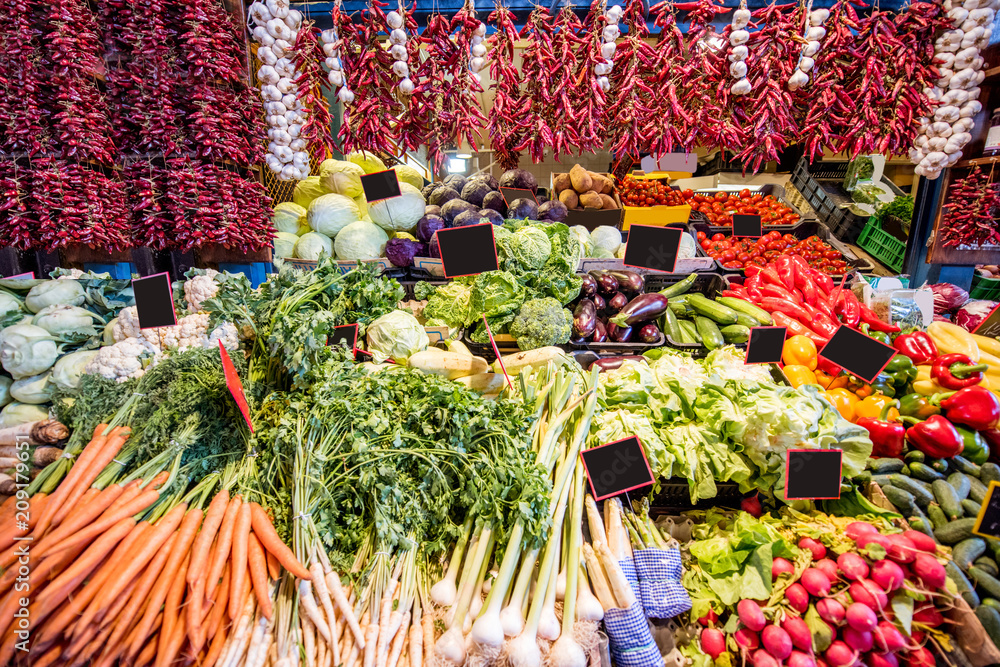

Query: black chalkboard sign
[436,224,499,278]
[580,436,656,501]
[746,326,786,365]
[132,273,177,329]
[974,303,1000,339]
[785,449,843,500]
[819,325,898,383]
[328,323,359,351]
[361,169,402,203]
[974,481,1000,539]
[500,187,537,205]
[623,225,682,273]
[732,214,763,238]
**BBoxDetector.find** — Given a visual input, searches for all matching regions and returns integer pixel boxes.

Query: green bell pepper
[869,372,897,398]
[898,393,942,419]
[957,425,990,465]
[862,323,892,345]
[884,355,918,390]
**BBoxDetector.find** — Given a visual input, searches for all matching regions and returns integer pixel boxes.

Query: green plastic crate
[971,273,1000,301]
[857,220,906,272]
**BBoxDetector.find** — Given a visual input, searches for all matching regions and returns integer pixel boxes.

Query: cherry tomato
[700,239,712,250]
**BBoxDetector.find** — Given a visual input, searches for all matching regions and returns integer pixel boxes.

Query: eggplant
[590,270,619,296]
[577,273,598,298]
[607,292,629,314]
[589,356,648,372]
[570,335,587,345]
[608,270,644,295]
[637,323,661,344]
[610,293,669,327]
[573,300,597,338]
[608,323,633,342]
[592,293,606,313]
[592,320,608,342]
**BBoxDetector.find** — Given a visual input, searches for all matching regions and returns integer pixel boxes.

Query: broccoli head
[510,297,573,350]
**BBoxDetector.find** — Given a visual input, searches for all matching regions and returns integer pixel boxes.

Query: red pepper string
[486,3,523,171]
[606,0,655,159]
[292,20,339,160]
[940,165,1000,249]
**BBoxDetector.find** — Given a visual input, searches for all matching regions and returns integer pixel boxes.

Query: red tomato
[696,231,707,241]
[782,234,797,243]
[736,252,751,262]
[711,233,726,241]
[714,191,728,200]
[721,250,737,262]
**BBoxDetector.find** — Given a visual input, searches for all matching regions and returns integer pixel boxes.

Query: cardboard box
[551,171,624,230]
[621,204,691,231]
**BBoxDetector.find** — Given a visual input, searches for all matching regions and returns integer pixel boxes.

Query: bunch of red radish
[697,521,948,667]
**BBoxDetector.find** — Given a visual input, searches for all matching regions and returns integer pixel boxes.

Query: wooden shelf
[984,66,1000,82]
[954,156,1000,169]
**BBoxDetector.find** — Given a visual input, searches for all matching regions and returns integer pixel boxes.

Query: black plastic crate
[691,183,814,236]
[566,331,665,355]
[650,480,745,512]
[642,273,745,357]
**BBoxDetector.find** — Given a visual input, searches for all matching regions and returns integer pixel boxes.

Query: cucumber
[871,474,896,488]
[935,517,977,544]
[734,312,762,328]
[971,476,989,504]
[947,561,981,607]
[983,463,1000,486]
[977,603,1000,647]
[882,485,917,516]
[927,503,950,530]
[928,458,950,474]
[720,324,751,344]
[890,474,934,509]
[715,297,772,325]
[669,294,693,306]
[932,479,964,520]
[909,462,945,482]
[657,273,698,298]
[695,317,725,350]
[869,458,905,475]
[901,464,911,477]
[687,294,739,325]
[983,597,1000,611]
[954,537,988,571]
[963,499,983,517]
[908,510,934,539]
[668,302,692,318]
[854,471,872,487]
[678,319,700,344]
[948,472,973,500]
[905,450,926,464]
[953,455,983,477]
[976,558,1000,577]
[661,307,684,344]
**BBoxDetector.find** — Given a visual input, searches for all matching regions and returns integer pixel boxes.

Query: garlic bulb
[470,57,485,73]
[732,7,751,28]
[731,78,752,95]
[805,26,826,41]
[266,0,289,19]
[257,65,279,84]
[390,29,407,45]
[392,61,409,78]
[328,70,345,87]
[471,43,487,58]
[261,85,282,101]
[809,8,830,24]
[399,77,414,94]
[729,45,748,61]
[597,76,611,92]
[601,42,616,59]
[266,18,292,41]
[729,61,747,78]
[390,44,408,61]
[802,40,821,57]
[284,10,302,29]
[264,101,287,115]
[290,138,307,151]
[272,39,291,58]
[253,26,275,46]
[474,22,487,37]
[257,46,277,66]
[387,11,404,28]
[787,69,809,90]
[338,87,355,104]
[603,25,620,41]
[730,29,750,45]
[799,56,815,72]
[281,93,297,109]
[249,2,271,25]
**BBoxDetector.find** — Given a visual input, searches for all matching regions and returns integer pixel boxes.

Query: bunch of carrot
[0,423,313,667]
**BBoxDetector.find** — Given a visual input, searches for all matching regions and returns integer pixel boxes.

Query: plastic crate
[856,221,906,273]
[971,273,1000,301]
[642,273,746,357]
[691,183,814,235]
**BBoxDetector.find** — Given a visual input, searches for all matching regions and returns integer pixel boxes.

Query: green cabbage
[365,310,429,363]
[334,221,388,261]
[368,183,426,233]
[507,227,552,269]
[25,280,86,313]
[51,349,99,392]
[393,165,425,190]
[0,324,60,379]
[0,402,49,428]
[308,193,362,237]
[319,159,365,199]
[295,232,334,260]
[569,225,592,256]
[272,202,308,234]
[0,376,11,409]
[590,226,622,255]
[292,176,331,209]
[10,371,53,404]
[346,151,387,174]
[273,232,299,259]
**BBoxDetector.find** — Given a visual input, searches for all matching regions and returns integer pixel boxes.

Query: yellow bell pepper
[783,365,817,388]
[783,335,817,371]
[973,333,1000,358]
[814,369,836,389]
[824,388,859,421]
[854,394,900,421]
[977,349,1000,389]
[928,321,980,362]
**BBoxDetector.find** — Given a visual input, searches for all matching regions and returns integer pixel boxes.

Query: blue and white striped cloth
[634,548,692,619]
[618,557,642,605]
[604,601,662,667]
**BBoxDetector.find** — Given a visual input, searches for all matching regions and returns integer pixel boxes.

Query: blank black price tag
[746,326,787,364]
[818,325,898,383]
[436,224,499,278]
[580,436,656,501]
[500,187,537,205]
[785,449,843,500]
[623,225,682,273]
[132,273,177,329]
[974,481,1000,539]
[974,303,1000,339]
[361,169,401,203]
[328,323,359,351]
[732,214,763,238]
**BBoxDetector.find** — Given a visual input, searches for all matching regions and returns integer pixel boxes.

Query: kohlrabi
[25,280,86,314]
[32,304,105,343]
[0,324,60,379]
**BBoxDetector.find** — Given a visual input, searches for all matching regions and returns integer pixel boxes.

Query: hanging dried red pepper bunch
[185,85,264,166]
[126,161,175,250]
[515,9,563,162]
[337,0,404,155]
[565,2,609,157]
[177,0,246,85]
[0,160,38,250]
[0,0,49,155]
[31,159,131,250]
[291,19,339,160]
[607,0,656,159]
[486,3,524,171]
[445,6,488,159]
[940,166,1000,248]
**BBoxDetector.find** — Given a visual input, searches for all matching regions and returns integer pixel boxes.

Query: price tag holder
[361,169,402,203]
[785,449,842,500]
[746,326,787,365]
[132,272,177,329]
[975,303,1000,339]
[435,224,499,278]
[328,323,359,351]
[579,436,656,502]
[8,272,34,279]
[732,214,763,238]
[623,225,682,273]
[219,341,254,433]
[500,187,537,205]
[973,481,1000,539]
[481,315,512,390]
[818,325,898,383]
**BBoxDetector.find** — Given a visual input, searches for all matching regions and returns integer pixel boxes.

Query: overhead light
[447,158,467,173]
[456,150,473,159]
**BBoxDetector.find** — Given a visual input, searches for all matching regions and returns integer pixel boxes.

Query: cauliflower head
[184,269,220,313]
[84,338,160,383]
[510,298,573,351]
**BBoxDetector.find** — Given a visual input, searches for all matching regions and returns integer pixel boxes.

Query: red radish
[801,568,832,597]
[842,626,873,652]
[817,598,846,625]
[773,557,795,580]
[869,652,899,667]
[912,553,946,589]
[912,605,944,627]
[816,659,830,667]
[870,560,905,592]
[781,615,812,651]
[906,647,935,667]
[902,530,936,554]
[886,534,917,563]
[845,522,878,540]
[856,532,891,550]
[762,625,793,660]
[738,599,767,632]
[850,579,888,610]
[699,607,719,626]
[799,537,827,560]
[825,640,857,667]
[846,602,878,632]
[751,649,781,667]
[701,628,726,660]
[837,553,869,580]
[788,651,817,667]
[742,494,764,517]
[735,628,760,651]
[786,583,810,613]
[815,558,840,580]
[910,630,926,647]
[874,621,909,653]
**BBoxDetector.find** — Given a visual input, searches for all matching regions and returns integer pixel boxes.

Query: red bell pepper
[795,268,819,307]
[859,401,905,458]
[809,269,835,295]
[892,331,938,365]
[774,255,797,291]
[802,304,841,339]
[760,297,812,322]
[744,265,762,278]
[858,304,901,333]
[902,415,964,458]
[745,273,763,295]
[931,353,989,390]
[761,283,802,304]
[938,386,1000,430]
[721,288,749,299]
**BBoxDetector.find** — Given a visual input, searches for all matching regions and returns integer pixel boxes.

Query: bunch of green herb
[874,194,915,226]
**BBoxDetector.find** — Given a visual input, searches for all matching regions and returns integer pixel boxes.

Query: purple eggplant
[608,270,644,295]
[590,271,619,296]
[637,323,661,344]
[570,335,587,345]
[592,320,608,342]
[577,273,598,298]
[607,292,629,314]
[610,293,669,327]
[592,293,606,313]
[573,300,597,338]
[589,356,648,372]
[608,323,633,342]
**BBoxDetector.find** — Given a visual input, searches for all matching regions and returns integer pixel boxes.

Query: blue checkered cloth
[634,548,692,619]
[619,557,642,606]
[604,601,662,667]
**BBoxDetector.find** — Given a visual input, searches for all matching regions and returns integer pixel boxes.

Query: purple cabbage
[416,214,446,242]
[479,209,504,225]
[928,282,970,314]
[538,199,568,222]
[482,191,507,216]
[385,238,428,267]
[955,299,998,332]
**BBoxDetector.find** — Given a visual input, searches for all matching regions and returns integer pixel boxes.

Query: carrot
[44,486,159,557]
[205,495,241,607]
[34,645,63,667]
[0,539,83,604]
[25,482,125,561]
[265,550,279,581]
[32,425,112,536]
[206,564,232,641]
[156,589,192,667]
[157,551,191,667]
[0,492,47,556]
[189,490,229,588]
[249,502,311,580]
[247,532,273,620]
[135,629,161,667]
[50,428,130,527]
[0,494,15,522]
[203,615,231,667]
[229,502,252,621]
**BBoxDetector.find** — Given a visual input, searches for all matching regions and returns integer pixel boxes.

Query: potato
[589,172,608,193]
[599,194,618,210]
[559,189,580,209]
[599,176,614,195]
[570,164,593,193]
[580,191,603,209]
[552,173,572,192]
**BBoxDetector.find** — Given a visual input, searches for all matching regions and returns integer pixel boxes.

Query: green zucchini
[976,557,1000,577]
[904,450,926,464]
[661,307,684,344]
[928,458,950,474]
[983,463,1000,486]
[977,604,1000,647]
[935,517,977,544]
[909,462,945,482]
[678,319,700,344]
[900,464,911,476]
[687,294,739,325]
[871,474,896,488]
[946,561,981,607]
[963,499,983,518]
[668,302,692,318]
[971,476,989,504]
[948,472,973,500]
[983,597,1000,611]
[932,479,963,520]
[657,273,698,298]
[927,503,950,530]
[715,297,772,325]
[695,317,725,350]
[890,474,934,509]
[954,537,988,571]
[669,294,693,306]
[734,312,763,328]
[720,324,751,344]
[869,458,905,475]
[882,485,917,516]
[953,455,982,477]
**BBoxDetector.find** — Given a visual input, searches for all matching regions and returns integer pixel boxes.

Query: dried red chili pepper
[940,166,1000,248]
[486,3,523,171]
